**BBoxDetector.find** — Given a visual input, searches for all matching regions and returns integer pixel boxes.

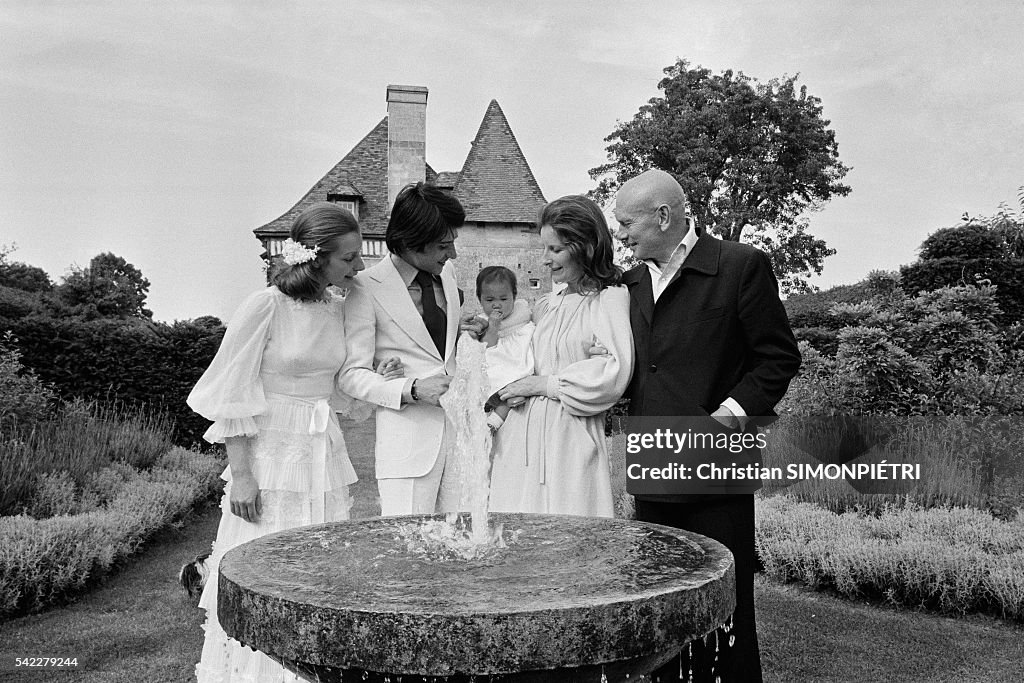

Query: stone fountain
[217,512,734,682]
[216,336,736,682]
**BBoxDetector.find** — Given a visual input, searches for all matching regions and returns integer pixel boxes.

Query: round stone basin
[217,513,735,682]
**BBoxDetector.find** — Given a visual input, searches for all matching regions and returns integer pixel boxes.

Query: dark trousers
[636,496,762,683]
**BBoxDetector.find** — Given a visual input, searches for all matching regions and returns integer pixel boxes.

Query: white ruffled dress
[187,286,360,683]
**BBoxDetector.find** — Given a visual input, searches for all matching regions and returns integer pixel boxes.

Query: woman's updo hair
[538,195,622,294]
[274,202,360,301]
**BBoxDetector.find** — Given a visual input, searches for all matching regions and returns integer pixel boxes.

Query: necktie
[414,270,446,357]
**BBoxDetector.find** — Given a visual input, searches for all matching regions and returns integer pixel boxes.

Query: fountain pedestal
[217,513,735,682]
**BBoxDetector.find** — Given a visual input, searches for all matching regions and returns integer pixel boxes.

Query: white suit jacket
[339,257,461,479]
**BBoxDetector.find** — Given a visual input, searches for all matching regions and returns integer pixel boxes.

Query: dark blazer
[623,232,801,498]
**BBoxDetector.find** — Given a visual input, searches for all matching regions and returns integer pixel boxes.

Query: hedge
[0,311,224,447]
[784,281,875,330]
[0,448,224,619]
[756,495,1024,621]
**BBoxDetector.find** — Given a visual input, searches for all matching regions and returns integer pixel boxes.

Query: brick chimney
[386,85,428,210]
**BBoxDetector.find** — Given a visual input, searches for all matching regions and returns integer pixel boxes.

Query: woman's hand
[376,356,404,380]
[229,474,262,523]
[498,376,550,406]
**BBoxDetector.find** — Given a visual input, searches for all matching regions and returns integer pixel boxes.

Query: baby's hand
[376,356,404,380]
[481,311,502,346]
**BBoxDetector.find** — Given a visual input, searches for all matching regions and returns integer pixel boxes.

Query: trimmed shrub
[0,400,173,517]
[756,495,1024,620]
[0,448,224,618]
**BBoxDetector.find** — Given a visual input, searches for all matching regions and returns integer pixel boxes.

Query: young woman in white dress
[187,202,402,682]
[488,195,633,517]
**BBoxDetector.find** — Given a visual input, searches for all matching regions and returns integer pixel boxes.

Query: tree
[590,58,851,292]
[57,252,153,319]
[0,244,52,293]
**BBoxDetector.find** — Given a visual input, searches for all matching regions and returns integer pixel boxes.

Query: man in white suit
[339,182,465,515]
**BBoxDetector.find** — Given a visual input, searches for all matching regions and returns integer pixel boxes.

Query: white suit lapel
[369,258,442,360]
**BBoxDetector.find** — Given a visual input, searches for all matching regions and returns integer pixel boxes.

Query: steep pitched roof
[254,99,546,241]
[453,100,547,224]
[254,118,435,239]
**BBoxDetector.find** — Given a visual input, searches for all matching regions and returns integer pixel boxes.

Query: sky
[2,0,1023,323]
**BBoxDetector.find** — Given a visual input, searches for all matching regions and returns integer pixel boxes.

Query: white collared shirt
[391,254,447,316]
[644,224,699,303]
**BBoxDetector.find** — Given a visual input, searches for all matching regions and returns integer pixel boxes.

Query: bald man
[614,169,800,682]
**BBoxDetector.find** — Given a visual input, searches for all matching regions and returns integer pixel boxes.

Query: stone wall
[453,222,551,310]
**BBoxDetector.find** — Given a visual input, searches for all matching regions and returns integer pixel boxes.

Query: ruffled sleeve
[548,286,634,417]
[186,288,276,443]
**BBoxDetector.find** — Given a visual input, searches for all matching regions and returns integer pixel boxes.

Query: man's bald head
[612,169,691,265]
[618,169,688,221]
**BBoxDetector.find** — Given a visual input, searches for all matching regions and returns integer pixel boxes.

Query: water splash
[440,332,494,537]
[387,333,504,560]
[397,514,508,561]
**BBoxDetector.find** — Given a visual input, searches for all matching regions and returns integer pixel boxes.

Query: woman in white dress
[187,202,402,682]
[489,195,633,517]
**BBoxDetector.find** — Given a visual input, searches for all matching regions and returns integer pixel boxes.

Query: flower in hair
[281,238,320,266]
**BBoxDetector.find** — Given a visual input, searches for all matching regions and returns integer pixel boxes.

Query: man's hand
[587,339,609,358]
[459,312,487,339]
[710,405,740,430]
[412,375,452,406]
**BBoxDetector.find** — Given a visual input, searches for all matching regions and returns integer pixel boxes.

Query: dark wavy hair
[385,182,465,255]
[274,202,360,301]
[476,265,518,299]
[538,195,621,294]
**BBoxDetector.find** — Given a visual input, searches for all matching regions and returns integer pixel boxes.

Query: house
[254,85,551,306]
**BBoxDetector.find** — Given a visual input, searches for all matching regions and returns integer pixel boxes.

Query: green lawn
[2,417,1022,682]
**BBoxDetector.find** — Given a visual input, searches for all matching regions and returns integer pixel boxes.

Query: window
[362,238,386,258]
[335,200,359,219]
[266,238,285,257]
[529,278,540,289]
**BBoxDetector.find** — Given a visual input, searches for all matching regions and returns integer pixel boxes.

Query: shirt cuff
[720,397,749,429]
[402,378,415,404]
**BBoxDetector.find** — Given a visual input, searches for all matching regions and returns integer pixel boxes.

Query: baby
[474,266,535,431]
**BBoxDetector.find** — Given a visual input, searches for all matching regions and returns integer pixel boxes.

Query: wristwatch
[410,379,420,402]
